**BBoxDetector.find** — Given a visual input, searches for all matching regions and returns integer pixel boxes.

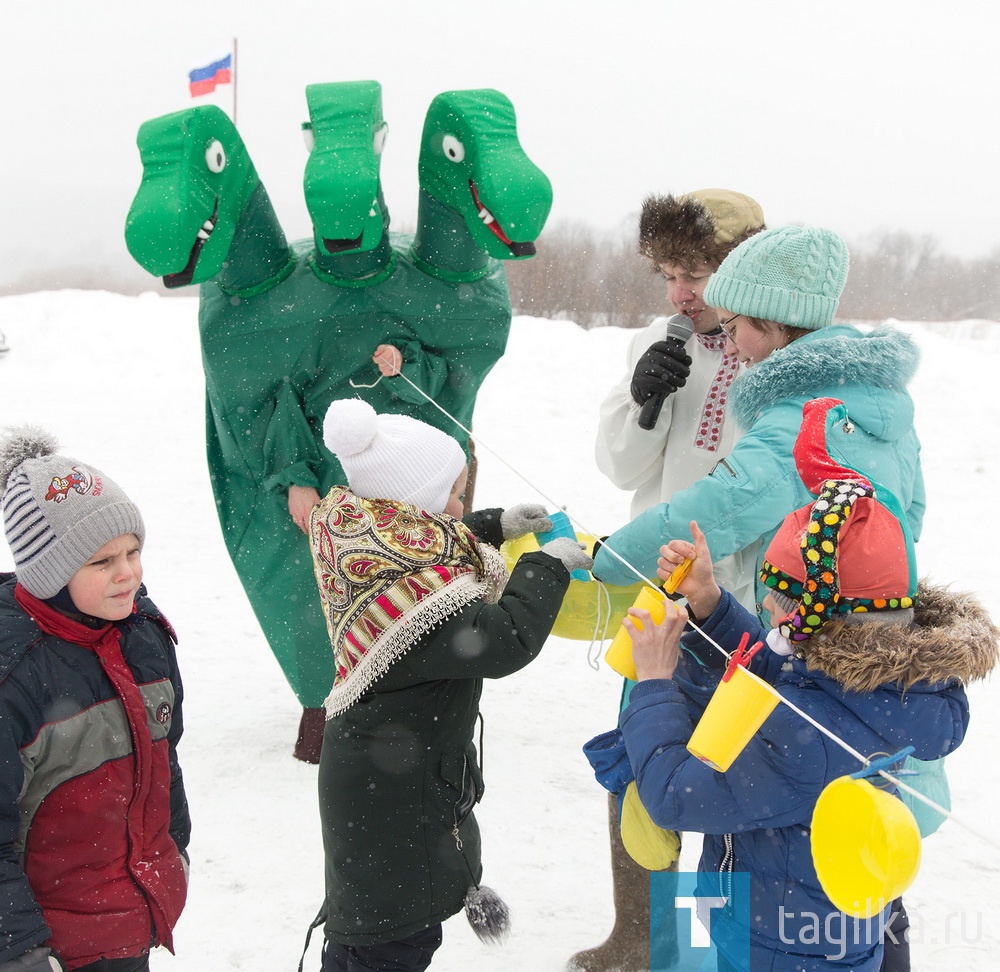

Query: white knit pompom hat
[323,399,467,513]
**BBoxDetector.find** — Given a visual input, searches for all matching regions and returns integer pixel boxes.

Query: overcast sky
[3,1,997,289]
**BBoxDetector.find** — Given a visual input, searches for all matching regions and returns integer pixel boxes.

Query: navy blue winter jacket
[0,574,190,968]
[614,584,995,971]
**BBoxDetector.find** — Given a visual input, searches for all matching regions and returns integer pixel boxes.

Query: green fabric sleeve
[261,380,323,492]
[384,339,449,406]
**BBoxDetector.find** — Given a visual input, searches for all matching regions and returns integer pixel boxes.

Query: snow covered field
[0,291,997,970]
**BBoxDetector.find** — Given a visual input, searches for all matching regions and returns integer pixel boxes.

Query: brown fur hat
[798,580,1000,693]
[638,188,765,270]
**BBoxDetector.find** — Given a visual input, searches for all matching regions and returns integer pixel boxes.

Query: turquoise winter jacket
[592,325,925,606]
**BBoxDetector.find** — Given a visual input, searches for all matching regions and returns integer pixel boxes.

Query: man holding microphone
[575,188,765,972]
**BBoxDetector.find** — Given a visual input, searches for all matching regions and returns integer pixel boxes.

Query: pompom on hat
[323,399,467,514]
[704,225,849,330]
[0,426,145,599]
[759,398,918,642]
[638,188,765,269]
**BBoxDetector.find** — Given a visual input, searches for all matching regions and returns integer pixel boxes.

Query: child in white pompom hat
[306,398,591,971]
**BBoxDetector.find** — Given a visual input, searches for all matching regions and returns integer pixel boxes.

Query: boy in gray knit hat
[0,427,189,972]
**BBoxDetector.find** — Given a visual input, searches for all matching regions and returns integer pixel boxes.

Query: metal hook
[851,746,916,785]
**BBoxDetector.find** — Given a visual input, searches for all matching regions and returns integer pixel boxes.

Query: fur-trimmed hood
[730,324,920,434]
[798,580,1000,693]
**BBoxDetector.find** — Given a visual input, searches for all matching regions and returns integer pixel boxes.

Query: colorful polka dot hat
[759,397,918,642]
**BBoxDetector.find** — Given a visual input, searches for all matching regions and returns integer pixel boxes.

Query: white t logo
[675,896,727,948]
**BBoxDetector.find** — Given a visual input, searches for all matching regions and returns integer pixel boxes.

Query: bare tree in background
[509,221,1000,328]
[3,222,999,326]
[507,216,665,329]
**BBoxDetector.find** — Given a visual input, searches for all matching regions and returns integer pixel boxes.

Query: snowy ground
[0,291,997,970]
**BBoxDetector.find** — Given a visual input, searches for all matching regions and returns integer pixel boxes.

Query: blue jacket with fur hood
[592,325,925,606]
[592,583,998,971]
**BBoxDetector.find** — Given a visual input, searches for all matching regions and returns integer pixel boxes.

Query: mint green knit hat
[704,225,849,330]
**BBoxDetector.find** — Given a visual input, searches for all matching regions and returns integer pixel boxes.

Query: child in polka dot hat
[591,398,998,971]
[758,396,918,648]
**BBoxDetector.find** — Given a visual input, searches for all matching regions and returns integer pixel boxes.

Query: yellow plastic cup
[604,586,667,680]
[686,662,779,772]
[500,534,644,641]
[811,776,922,918]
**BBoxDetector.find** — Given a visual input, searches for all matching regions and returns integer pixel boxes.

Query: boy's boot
[293,706,326,764]
[568,793,679,971]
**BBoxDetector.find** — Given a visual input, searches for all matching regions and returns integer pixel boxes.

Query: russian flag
[189,54,232,97]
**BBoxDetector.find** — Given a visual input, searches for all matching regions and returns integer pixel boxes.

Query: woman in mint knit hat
[591,224,925,604]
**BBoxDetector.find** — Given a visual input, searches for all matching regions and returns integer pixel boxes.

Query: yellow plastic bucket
[603,586,667,680]
[501,533,644,642]
[686,637,778,772]
[811,775,922,918]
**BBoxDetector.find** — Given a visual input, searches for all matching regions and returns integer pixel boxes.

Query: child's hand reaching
[500,503,552,540]
[540,537,594,575]
[627,600,688,681]
[656,520,722,619]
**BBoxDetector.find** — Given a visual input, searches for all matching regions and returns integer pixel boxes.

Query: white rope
[353,369,994,848]
[585,581,615,671]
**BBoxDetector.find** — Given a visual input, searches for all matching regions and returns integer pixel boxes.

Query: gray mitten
[500,503,552,540]
[0,948,63,972]
[540,537,594,574]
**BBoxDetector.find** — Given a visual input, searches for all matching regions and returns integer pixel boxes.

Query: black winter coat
[317,510,569,945]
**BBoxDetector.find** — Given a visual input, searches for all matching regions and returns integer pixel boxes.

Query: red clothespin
[722,631,764,682]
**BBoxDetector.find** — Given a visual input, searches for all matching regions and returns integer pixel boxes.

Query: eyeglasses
[719,314,742,341]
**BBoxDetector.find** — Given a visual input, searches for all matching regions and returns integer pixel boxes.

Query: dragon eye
[302,123,315,153]
[205,140,226,173]
[441,135,465,163]
[373,123,388,156]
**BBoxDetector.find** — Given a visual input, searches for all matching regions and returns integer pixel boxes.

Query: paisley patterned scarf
[310,487,509,716]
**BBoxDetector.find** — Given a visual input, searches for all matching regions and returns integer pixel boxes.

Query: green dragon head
[418,89,552,260]
[125,105,261,287]
[303,80,388,255]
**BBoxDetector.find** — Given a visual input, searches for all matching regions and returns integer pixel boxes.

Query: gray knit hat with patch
[0,427,145,599]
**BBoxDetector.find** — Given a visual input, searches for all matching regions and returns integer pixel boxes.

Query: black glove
[629,341,692,406]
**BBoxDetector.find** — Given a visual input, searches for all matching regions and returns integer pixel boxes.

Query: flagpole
[232,36,239,127]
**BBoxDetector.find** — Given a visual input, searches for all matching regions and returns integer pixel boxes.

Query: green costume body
[125,84,551,706]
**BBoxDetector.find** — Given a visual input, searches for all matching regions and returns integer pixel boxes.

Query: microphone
[637,314,694,430]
